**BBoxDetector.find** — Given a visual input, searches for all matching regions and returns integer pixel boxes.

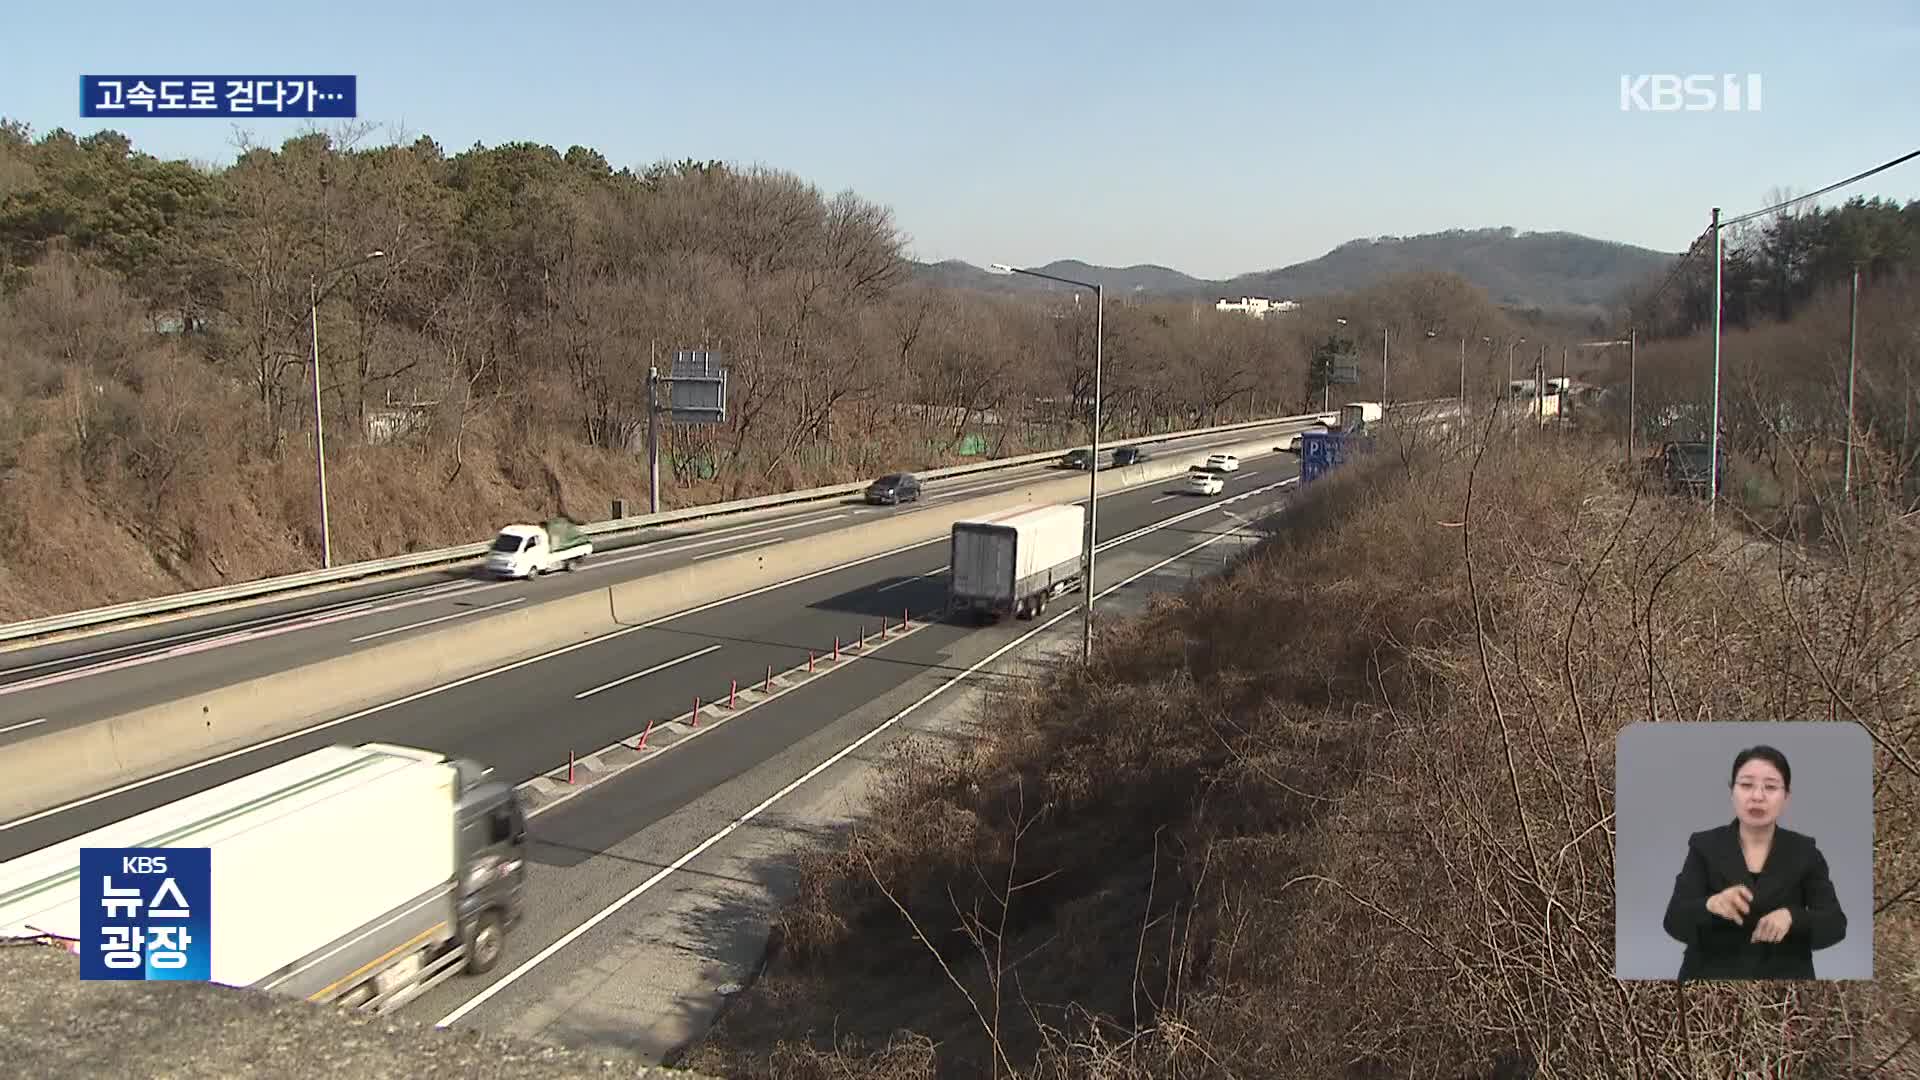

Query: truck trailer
[0,742,527,1015]
[948,503,1087,622]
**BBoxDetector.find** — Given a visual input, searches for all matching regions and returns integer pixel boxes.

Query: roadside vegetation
[683,414,1919,1078]
[672,190,1920,1079]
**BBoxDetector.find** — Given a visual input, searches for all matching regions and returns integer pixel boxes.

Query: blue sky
[7,0,1919,280]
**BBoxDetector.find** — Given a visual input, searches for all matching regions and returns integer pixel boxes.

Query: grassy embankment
[685,416,1920,1079]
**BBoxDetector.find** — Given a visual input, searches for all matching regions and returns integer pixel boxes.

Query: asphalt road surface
[406,462,1298,1060]
[0,420,1315,743]
[0,453,1299,864]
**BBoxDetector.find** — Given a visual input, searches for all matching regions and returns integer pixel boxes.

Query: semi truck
[948,503,1087,621]
[485,517,592,579]
[0,742,527,1015]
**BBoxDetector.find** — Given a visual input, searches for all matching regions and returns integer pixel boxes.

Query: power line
[1634,225,1713,324]
[1630,144,1920,328]
[1719,146,1920,227]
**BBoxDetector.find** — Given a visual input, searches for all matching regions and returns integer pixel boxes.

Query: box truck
[948,503,1087,621]
[0,742,527,1015]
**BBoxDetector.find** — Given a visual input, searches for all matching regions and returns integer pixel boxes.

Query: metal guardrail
[0,409,1346,644]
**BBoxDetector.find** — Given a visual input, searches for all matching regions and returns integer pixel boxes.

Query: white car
[1185,467,1225,495]
[1203,452,1240,472]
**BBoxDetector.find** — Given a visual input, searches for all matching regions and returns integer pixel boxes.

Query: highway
[0,452,1300,866]
[0,418,1315,744]
[411,457,1298,1058]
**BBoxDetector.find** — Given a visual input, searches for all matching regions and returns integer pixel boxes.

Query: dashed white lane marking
[574,645,724,701]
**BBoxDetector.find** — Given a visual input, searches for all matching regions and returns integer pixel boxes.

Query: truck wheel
[465,912,504,975]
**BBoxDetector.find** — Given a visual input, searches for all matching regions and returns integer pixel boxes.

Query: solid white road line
[574,645,724,701]
[0,580,481,679]
[0,581,509,698]
[0,718,48,736]
[349,598,527,644]
[0,620,674,833]
[430,484,1276,1029]
[430,603,1083,1029]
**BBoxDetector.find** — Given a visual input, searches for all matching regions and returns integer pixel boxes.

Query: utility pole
[1560,345,1569,431]
[1844,266,1859,493]
[305,249,386,569]
[1459,335,1467,406]
[1709,206,1724,514]
[1627,328,1637,465]
[1535,348,1545,429]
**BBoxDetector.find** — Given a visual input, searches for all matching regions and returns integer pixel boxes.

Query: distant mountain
[914,228,1679,319]
[915,258,1209,296]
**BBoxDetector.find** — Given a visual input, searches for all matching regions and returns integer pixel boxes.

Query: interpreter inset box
[1614,721,1872,981]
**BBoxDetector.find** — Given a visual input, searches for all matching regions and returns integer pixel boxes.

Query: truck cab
[451,758,528,975]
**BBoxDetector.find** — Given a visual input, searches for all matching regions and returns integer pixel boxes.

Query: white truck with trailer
[0,742,528,1015]
[485,517,593,579]
[947,503,1087,622]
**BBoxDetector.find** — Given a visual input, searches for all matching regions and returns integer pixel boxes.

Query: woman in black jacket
[1661,744,1848,980]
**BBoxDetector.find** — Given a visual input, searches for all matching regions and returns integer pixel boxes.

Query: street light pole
[308,249,388,569]
[309,275,331,568]
[1089,282,1103,666]
[990,263,1103,666]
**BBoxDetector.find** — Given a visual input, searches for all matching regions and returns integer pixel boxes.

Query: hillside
[0,124,1390,623]
[914,227,1678,320]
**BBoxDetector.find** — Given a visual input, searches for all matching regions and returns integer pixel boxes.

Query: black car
[1059,448,1117,470]
[865,472,923,505]
[1653,441,1725,498]
[1112,446,1153,466]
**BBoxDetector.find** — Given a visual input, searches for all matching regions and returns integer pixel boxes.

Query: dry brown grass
[681,416,1920,1080]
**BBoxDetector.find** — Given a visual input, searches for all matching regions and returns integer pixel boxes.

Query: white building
[1214,296,1299,318]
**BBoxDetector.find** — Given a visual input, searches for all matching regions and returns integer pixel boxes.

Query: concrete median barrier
[0,435,1291,822]
[0,588,622,821]
[604,432,1283,625]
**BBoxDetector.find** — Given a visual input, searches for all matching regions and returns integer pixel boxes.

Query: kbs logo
[1619,74,1763,112]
